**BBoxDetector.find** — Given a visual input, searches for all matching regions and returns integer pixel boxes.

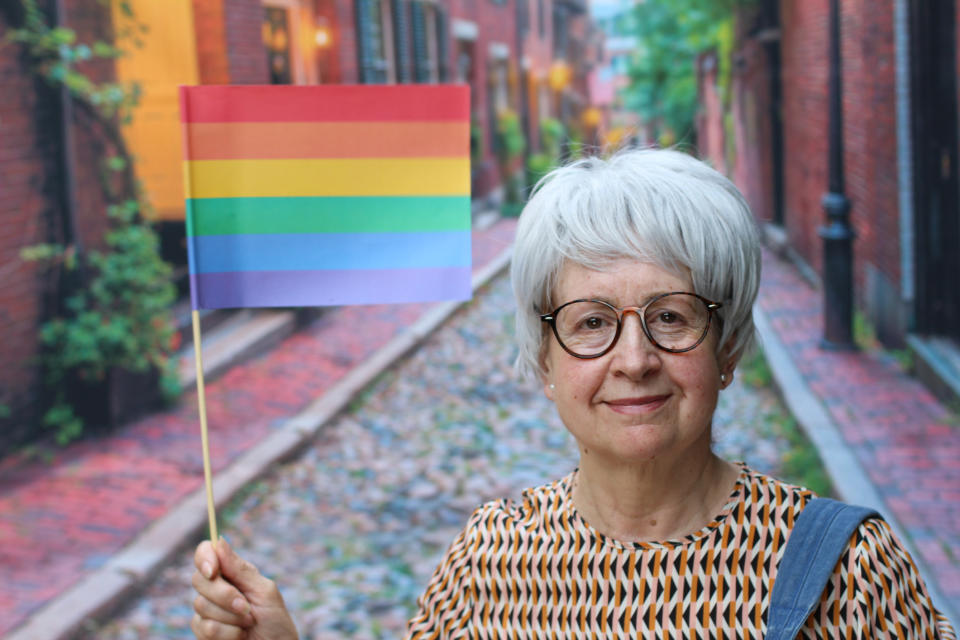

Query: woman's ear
[543,378,556,400]
[717,341,741,390]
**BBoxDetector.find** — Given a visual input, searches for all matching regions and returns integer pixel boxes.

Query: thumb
[215,538,271,595]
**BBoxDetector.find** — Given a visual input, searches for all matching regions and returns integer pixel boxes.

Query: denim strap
[766,497,880,639]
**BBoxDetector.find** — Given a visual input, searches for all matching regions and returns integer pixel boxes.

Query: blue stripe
[190,231,472,273]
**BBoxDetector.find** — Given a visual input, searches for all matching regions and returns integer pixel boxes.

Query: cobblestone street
[84,272,812,640]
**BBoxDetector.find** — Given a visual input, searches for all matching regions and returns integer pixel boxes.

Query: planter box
[66,366,164,434]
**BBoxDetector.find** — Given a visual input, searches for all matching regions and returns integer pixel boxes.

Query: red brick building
[0,0,599,452]
[698,0,960,401]
[0,1,117,450]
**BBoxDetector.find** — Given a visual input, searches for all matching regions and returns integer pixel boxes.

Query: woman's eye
[583,316,605,329]
[656,311,682,325]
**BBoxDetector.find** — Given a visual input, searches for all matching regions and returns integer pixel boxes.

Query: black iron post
[819,0,856,350]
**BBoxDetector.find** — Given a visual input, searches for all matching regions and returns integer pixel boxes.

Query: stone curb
[7,245,514,640]
[754,305,958,622]
[178,310,298,388]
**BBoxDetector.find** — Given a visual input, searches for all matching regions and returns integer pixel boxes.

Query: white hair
[510,148,762,380]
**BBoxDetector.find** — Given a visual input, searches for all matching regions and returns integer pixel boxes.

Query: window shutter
[410,1,429,83]
[355,0,376,83]
[435,6,449,83]
[391,0,412,83]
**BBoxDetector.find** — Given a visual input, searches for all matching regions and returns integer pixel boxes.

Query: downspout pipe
[894,0,914,323]
[52,0,82,265]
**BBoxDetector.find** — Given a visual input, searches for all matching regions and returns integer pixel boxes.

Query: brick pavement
[0,219,517,637]
[2,223,958,635]
[758,248,960,613]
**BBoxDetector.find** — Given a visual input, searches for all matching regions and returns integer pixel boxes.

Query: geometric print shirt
[406,465,956,639]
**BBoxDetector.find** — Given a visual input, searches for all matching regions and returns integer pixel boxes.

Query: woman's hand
[191,538,298,640]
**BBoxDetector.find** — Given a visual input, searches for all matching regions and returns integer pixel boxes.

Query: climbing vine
[7,0,179,444]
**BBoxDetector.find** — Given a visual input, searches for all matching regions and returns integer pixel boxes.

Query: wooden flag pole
[191,310,218,542]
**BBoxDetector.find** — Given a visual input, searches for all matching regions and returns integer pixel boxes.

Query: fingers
[191,613,247,640]
[192,586,254,627]
[195,540,221,581]
[192,568,253,618]
[216,538,271,595]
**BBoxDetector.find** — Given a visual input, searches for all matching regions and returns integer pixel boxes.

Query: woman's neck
[570,451,740,543]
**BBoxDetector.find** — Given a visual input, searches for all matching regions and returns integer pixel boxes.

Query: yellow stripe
[184,157,470,198]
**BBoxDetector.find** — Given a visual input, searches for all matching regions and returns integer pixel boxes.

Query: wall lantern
[548,61,571,92]
[315,17,332,48]
[581,106,601,129]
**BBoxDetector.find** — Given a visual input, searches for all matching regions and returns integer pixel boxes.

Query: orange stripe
[186,121,469,160]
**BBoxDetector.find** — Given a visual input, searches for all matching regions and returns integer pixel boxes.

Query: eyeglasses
[539,292,723,359]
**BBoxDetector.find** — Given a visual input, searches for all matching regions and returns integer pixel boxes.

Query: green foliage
[31,197,179,445]
[526,118,567,190]
[10,0,179,444]
[623,0,748,144]
[539,117,565,159]
[739,345,834,496]
[526,153,554,189]
[774,414,835,497]
[6,0,142,123]
[495,110,527,208]
[739,347,773,389]
[470,117,484,167]
[494,109,526,166]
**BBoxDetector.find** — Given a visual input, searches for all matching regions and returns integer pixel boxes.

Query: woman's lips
[605,395,670,414]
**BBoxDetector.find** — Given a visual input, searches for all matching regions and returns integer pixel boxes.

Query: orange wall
[113,0,199,220]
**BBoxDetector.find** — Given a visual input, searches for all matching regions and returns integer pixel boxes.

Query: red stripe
[179,84,469,123]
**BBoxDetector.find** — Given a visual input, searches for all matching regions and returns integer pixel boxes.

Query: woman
[191,150,955,638]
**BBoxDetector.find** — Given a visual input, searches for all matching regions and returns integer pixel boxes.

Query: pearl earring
[549,383,556,389]
[720,373,728,384]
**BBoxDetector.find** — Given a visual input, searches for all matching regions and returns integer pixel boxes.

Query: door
[910,0,960,339]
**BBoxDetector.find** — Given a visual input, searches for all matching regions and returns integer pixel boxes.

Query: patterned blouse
[406,465,955,638]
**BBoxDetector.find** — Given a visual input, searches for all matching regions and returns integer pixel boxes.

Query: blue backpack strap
[766,497,880,640]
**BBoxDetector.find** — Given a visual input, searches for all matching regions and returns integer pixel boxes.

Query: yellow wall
[113,0,199,221]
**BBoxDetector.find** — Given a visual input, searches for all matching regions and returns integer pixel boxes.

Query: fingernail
[232,597,248,614]
[202,562,212,579]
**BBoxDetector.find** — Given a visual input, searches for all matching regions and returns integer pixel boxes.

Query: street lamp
[819,0,856,350]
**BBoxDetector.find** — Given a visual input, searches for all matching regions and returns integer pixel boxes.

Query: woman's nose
[611,312,661,375]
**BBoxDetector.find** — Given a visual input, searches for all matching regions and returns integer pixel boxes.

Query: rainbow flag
[179,85,472,309]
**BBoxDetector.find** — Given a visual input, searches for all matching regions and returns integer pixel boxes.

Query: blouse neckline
[559,462,750,551]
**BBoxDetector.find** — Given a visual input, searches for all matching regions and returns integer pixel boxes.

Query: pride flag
[179,85,472,310]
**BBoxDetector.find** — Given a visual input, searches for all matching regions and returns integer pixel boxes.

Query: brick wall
[0,0,116,451]
[192,0,231,84]
[703,0,907,343]
[696,52,727,176]
[779,0,900,325]
[729,23,775,226]
[67,0,115,253]
[447,0,521,201]
[224,0,269,83]
[779,0,831,279]
[0,19,57,449]
[332,0,358,83]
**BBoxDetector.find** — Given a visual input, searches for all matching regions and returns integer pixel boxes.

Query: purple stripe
[190,268,472,309]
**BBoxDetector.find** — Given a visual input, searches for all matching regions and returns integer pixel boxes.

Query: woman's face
[541,259,733,466]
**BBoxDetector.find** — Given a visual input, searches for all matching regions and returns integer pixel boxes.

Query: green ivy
[9,0,179,444]
[494,109,526,166]
[622,0,754,145]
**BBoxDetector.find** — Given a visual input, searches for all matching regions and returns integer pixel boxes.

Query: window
[356,0,397,83]
[264,7,294,84]
[412,1,448,83]
[262,0,320,84]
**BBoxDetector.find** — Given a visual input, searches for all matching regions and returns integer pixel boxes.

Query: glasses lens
[644,293,711,351]
[554,301,619,356]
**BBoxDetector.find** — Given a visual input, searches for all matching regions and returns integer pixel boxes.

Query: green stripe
[186,196,471,236]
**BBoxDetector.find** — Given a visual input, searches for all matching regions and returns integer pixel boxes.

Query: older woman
[191,149,954,639]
